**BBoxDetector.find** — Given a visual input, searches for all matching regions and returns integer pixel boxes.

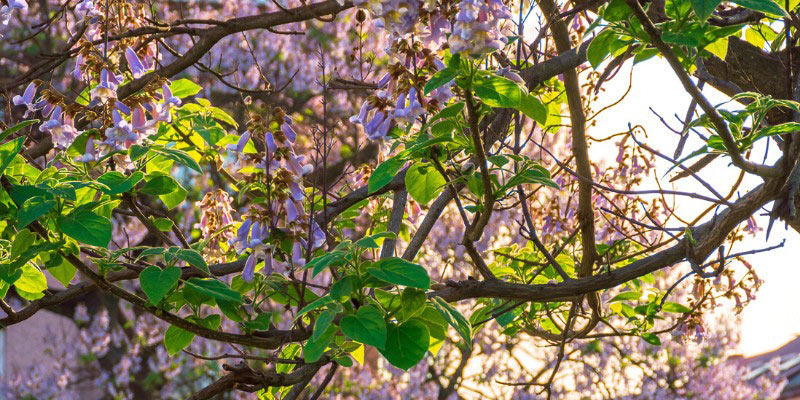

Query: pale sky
[589,58,800,357]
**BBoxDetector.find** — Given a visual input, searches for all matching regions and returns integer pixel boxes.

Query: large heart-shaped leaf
[56,208,112,248]
[340,305,387,349]
[379,319,430,370]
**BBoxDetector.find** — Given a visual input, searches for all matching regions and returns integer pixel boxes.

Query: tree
[0,0,794,397]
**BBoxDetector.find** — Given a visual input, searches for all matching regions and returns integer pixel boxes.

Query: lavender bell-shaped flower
[40,106,78,149]
[281,121,297,143]
[1,0,27,25]
[90,69,122,102]
[291,241,306,267]
[350,101,372,124]
[231,219,253,253]
[124,47,148,79]
[12,81,40,118]
[243,253,258,282]
[76,138,99,163]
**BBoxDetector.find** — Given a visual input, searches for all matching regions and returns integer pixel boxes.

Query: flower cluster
[223,113,325,282]
[449,0,513,55]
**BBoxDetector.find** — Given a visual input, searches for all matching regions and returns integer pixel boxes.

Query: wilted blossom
[197,189,236,263]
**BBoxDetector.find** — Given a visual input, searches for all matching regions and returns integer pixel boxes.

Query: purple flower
[124,47,148,79]
[243,253,257,282]
[265,132,277,155]
[1,0,27,25]
[101,110,136,151]
[72,54,86,80]
[76,138,99,163]
[285,199,298,223]
[90,69,122,102]
[291,241,306,267]
[40,106,79,149]
[289,181,304,201]
[12,82,40,117]
[350,101,372,124]
[281,122,297,143]
[161,84,181,109]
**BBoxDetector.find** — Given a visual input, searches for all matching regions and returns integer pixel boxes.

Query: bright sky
[588,57,800,357]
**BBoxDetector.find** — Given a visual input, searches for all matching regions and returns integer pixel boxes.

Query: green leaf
[405,163,445,206]
[139,266,181,305]
[641,332,662,346]
[243,312,273,331]
[296,295,334,318]
[13,264,48,293]
[518,94,548,125]
[129,145,149,161]
[474,76,522,108]
[368,156,406,193]
[153,218,174,232]
[431,296,472,347]
[0,136,25,176]
[0,120,38,143]
[661,301,692,313]
[729,0,787,15]
[587,29,618,69]
[160,185,187,209]
[170,79,203,98]
[176,248,209,273]
[184,278,243,303]
[155,148,202,174]
[17,196,56,228]
[340,305,387,349]
[140,175,179,195]
[47,255,76,287]
[304,323,337,362]
[431,102,465,121]
[97,171,145,195]
[164,324,195,355]
[330,275,354,302]
[424,68,458,95]
[367,257,430,289]
[379,319,430,370]
[56,208,112,248]
[603,0,633,21]
[609,291,641,302]
[691,0,722,20]
[312,309,337,341]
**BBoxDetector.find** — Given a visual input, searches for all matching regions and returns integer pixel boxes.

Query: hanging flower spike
[124,47,148,79]
[90,69,122,103]
[12,81,40,118]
